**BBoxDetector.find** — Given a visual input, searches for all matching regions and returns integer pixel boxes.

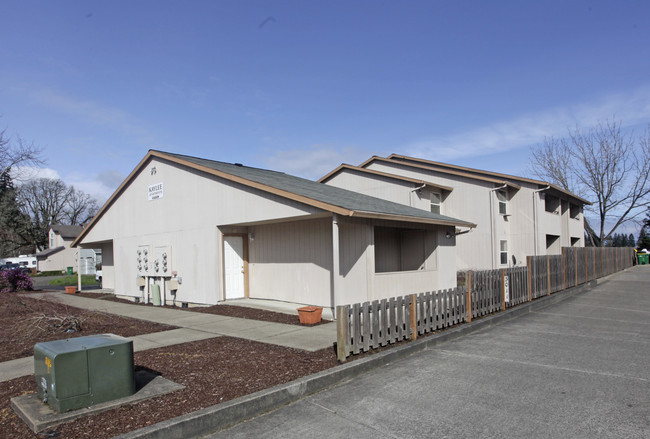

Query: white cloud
[260,86,650,181]
[20,86,155,142]
[403,86,650,161]
[11,166,60,182]
[263,145,373,180]
[65,170,125,204]
[11,166,123,205]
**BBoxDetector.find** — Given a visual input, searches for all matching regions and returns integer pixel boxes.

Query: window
[571,237,580,247]
[430,191,441,214]
[49,232,55,249]
[497,190,507,215]
[374,227,427,273]
[499,240,508,265]
[546,234,560,254]
[570,203,580,219]
[545,194,560,214]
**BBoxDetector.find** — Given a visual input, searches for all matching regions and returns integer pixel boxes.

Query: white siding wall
[336,218,456,304]
[38,242,78,273]
[363,162,496,270]
[100,243,115,290]
[328,163,586,270]
[249,219,333,307]
[325,172,429,210]
[79,157,463,307]
[569,216,584,245]
[81,157,324,305]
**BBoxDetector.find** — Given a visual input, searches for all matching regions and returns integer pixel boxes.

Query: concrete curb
[115,274,613,439]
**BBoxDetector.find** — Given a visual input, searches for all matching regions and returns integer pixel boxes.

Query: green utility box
[34,334,135,413]
[66,266,73,275]
[638,253,649,265]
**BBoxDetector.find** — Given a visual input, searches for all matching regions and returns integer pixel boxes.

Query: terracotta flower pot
[297,306,323,325]
[65,286,77,294]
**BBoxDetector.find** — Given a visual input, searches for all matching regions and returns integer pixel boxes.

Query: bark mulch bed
[1,337,337,439]
[75,291,330,326]
[0,293,177,362]
[0,291,340,438]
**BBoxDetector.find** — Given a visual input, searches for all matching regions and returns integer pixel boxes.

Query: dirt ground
[0,291,339,438]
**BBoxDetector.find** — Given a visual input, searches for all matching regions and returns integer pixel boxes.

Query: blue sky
[2,0,650,218]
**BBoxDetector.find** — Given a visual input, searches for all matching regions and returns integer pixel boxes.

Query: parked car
[0,263,31,274]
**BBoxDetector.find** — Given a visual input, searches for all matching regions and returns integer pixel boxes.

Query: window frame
[430,191,441,215]
[499,240,508,265]
[497,190,507,215]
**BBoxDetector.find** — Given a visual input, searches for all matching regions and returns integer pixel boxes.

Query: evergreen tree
[0,169,33,256]
[638,209,650,250]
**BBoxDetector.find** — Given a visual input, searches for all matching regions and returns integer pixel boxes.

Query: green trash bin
[637,253,649,265]
[66,266,73,275]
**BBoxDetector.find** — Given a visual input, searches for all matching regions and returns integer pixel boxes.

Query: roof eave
[349,210,476,228]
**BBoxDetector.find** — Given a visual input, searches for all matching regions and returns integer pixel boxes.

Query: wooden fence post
[526,256,533,302]
[410,294,417,341]
[501,269,506,311]
[466,271,472,322]
[336,305,348,362]
[591,247,595,280]
[573,249,580,286]
[562,248,566,290]
[546,255,551,296]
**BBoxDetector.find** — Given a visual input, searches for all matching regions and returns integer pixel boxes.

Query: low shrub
[0,269,34,293]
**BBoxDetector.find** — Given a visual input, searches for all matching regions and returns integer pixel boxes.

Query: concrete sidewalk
[0,292,336,382]
[200,266,650,439]
[113,266,649,439]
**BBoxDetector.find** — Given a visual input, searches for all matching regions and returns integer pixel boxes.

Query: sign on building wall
[148,182,164,201]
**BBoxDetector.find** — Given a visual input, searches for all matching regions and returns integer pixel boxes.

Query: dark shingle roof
[35,246,64,259]
[51,225,84,239]
[160,151,474,227]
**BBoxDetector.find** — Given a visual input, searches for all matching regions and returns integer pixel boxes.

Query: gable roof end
[72,150,475,247]
[318,164,454,192]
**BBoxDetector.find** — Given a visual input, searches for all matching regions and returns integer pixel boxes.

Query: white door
[224,236,245,299]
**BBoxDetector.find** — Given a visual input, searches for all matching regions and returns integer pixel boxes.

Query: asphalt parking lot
[204,267,650,439]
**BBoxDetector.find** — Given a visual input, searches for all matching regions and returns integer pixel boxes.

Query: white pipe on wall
[532,185,551,256]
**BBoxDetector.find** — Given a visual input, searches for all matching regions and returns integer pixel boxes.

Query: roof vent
[234,163,243,167]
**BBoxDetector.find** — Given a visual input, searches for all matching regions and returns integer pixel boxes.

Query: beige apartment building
[320,154,589,271]
[73,150,474,308]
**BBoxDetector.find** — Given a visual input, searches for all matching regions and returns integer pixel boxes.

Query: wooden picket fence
[336,287,467,360]
[336,246,635,361]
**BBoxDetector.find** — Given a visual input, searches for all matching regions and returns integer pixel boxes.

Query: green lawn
[48,275,98,286]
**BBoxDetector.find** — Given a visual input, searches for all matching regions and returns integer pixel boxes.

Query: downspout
[533,186,551,255]
[489,184,508,269]
[330,214,341,314]
[77,249,82,292]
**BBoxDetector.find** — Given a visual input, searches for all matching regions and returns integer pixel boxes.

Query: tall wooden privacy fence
[336,246,635,361]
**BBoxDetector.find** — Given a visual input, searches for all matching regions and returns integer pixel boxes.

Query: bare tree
[16,178,99,249]
[18,178,72,249]
[531,119,650,246]
[0,127,45,182]
[64,187,99,226]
